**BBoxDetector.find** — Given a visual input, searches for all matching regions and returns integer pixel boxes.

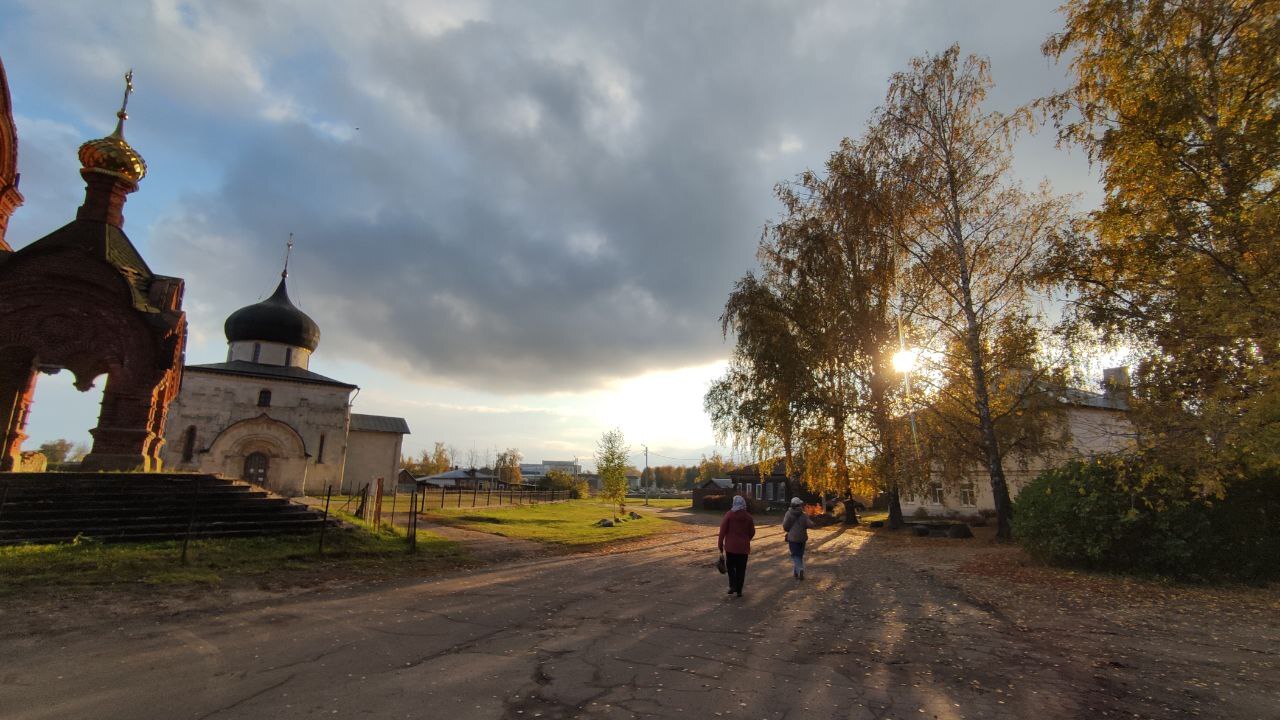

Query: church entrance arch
[243,452,269,484]
[206,415,308,495]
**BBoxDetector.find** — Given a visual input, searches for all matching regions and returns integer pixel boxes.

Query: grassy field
[0,511,464,594]
[422,499,679,547]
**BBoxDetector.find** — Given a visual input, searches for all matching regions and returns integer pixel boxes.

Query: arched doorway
[243,452,269,485]
[207,415,307,495]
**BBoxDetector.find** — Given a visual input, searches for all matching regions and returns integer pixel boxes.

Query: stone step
[0,492,271,510]
[0,498,291,517]
[0,483,253,497]
[0,507,315,528]
[0,472,331,544]
[0,517,334,545]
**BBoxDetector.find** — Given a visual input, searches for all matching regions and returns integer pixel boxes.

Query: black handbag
[715,553,727,574]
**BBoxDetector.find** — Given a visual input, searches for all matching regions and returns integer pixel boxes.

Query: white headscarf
[731,495,747,512]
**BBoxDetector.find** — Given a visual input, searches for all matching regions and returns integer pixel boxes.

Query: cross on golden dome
[77,69,147,184]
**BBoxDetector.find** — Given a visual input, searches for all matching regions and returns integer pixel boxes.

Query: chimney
[1102,367,1131,398]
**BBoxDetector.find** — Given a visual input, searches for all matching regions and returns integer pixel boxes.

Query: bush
[1013,458,1280,582]
[700,494,767,513]
[701,494,731,511]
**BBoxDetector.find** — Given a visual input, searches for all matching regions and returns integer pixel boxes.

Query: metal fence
[413,485,570,511]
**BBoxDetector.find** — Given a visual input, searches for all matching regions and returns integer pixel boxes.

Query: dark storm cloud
[3,0,1080,393]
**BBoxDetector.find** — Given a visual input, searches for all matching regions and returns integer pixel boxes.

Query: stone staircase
[0,472,332,545]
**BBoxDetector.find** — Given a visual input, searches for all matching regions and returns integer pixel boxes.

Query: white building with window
[160,269,409,496]
[901,370,1135,518]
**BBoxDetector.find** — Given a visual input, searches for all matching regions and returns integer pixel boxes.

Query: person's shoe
[736,591,743,597]
[727,588,736,594]
[799,570,805,580]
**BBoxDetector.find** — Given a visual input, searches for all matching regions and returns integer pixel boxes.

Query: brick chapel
[0,61,186,472]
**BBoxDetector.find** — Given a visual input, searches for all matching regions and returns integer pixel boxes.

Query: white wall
[160,370,351,495]
[227,340,312,369]
[342,430,403,495]
[900,405,1135,518]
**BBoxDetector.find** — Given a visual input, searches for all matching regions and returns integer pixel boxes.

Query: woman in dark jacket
[718,495,756,597]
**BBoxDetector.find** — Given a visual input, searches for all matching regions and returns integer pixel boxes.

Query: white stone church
[160,266,409,496]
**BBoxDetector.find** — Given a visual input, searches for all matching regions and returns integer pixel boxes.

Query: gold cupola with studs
[78,70,147,184]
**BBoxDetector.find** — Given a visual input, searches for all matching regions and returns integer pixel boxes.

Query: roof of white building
[349,413,410,434]
[185,360,357,389]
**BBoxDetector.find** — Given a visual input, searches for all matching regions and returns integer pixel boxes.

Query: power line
[643,450,709,464]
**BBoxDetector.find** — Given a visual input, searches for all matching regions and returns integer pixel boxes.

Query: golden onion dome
[78,126,147,183]
[78,70,146,183]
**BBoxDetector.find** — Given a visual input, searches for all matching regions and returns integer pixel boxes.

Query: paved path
[0,515,1268,719]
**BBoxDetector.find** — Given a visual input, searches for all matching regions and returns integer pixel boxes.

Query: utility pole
[642,444,649,506]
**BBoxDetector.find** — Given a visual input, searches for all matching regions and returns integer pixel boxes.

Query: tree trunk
[783,429,794,504]
[962,303,1013,539]
[881,422,905,529]
[871,387,905,529]
[887,486,904,529]
[833,406,851,515]
[843,494,860,525]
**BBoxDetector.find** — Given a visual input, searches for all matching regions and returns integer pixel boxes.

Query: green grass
[0,512,464,594]
[423,499,678,547]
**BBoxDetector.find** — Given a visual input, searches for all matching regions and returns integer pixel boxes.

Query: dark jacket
[718,510,756,555]
[782,507,814,543]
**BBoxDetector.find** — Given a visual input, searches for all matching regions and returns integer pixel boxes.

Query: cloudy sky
[1,0,1098,469]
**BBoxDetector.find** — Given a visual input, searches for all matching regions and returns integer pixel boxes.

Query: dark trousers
[725,552,749,593]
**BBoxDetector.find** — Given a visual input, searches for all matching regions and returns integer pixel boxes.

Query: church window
[181,426,196,462]
[257,389,272,407]
[317,433,325,463]
[252,343,261,362]
[959,482,977,507]
[285,347,293,366]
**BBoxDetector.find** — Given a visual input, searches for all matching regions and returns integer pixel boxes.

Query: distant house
[691,477,736,509]
[415,467,498,489]
[727,461,799,506]
[700,478,735,491]
[903,368,1135,518]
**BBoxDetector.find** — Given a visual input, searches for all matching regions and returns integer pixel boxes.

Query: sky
[0,0,1102,471]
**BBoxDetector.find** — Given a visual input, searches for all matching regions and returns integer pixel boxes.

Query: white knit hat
[790,497,803,506]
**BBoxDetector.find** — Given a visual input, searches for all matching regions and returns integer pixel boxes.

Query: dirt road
[2,511,1276,719]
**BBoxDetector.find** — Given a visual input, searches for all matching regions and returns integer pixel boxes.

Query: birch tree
[870,46,1071,539]
[596,428,631,513]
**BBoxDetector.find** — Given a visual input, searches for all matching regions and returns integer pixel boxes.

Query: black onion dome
[224,278,320,352]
